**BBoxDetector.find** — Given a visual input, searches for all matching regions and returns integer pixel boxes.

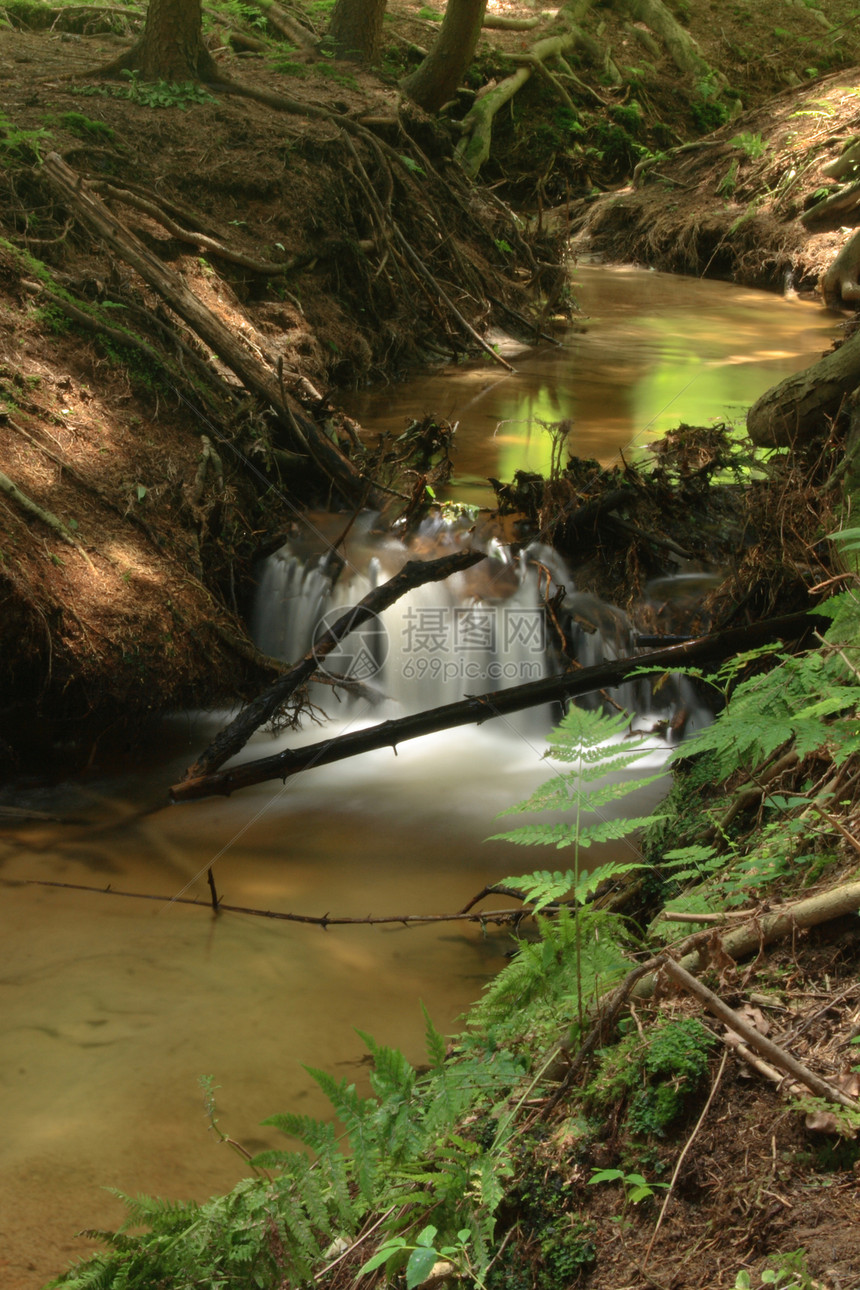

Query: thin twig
[22,879,526,927]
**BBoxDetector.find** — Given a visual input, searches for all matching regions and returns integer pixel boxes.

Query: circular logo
[312,606,389,681]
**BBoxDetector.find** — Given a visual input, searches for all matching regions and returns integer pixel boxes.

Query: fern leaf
[572,860,644,902]
[422,1003,447,1070]
[261,1111,338,1153]
[504,869,574,911]
[575,813,663,847]
[488,822,579,848]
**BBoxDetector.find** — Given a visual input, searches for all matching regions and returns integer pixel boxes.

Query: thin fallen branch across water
[21,879,527,928]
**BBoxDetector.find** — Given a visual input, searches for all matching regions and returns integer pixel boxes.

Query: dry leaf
[804,1109,856,1138]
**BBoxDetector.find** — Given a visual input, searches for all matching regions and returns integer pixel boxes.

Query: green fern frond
[261,1110,338,1152]
[422,1003,448,1070]
[504,868,574,911]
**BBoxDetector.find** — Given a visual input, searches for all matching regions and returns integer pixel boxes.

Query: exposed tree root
[0,467,89,556]
[42,151,384,507]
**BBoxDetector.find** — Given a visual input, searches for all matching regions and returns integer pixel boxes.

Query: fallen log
[41,152,381,509]
[181,546,486,781]
[632,877,860,999]
[171,608,820,802]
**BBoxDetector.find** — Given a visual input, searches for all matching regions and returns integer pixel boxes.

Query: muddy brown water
[0,266,838,1289]
[346,262,836,501]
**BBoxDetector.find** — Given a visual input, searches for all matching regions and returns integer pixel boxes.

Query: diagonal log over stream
[171,608,822,802]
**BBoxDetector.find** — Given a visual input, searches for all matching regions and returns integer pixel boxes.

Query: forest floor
[2,3,860,1288]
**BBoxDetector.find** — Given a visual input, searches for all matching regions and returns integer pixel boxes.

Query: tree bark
[747,325,860,447]
[171,609,820,802]
[327,0,387,62]
[97,0,220,81]
[401,0,488,113]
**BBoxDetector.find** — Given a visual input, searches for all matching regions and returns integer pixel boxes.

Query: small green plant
[55,111,116,141]
[399,154,426,176]
[417,5,443,18]
[718,158,739,195]
[358,1223,471,1287]
[731,130,767,158]
[734,1248,817,1289]
[587,1018,716,1136]
[0,112,52,161]
[73,71,216,108]
[587,1167,668,1205]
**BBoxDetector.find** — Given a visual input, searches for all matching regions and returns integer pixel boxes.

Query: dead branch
[171,610,820,802]
[660,957,860,1111]
[634,878,860,999]
[23,879,525,928]
[181,546,486,781]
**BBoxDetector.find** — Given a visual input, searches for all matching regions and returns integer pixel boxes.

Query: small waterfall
[251,517,710,735]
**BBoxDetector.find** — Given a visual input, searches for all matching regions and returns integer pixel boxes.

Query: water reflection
[346,265,836,503]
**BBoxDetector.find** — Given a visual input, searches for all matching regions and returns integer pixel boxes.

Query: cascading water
[251,515,709,735]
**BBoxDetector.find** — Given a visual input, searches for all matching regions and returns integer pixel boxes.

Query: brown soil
[539,923,860,1290]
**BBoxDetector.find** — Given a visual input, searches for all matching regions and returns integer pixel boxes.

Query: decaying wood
[634,878,860,999]
[661,958,860,1111]
[40,152,381,508]
[180,546,486,782]
[747,323,860,447]
[171,609,819,802]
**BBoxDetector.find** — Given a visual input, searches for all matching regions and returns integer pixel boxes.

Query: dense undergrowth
[48,570,860,1289]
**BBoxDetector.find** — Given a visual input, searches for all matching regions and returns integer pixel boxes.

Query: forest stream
[0,265,841,1290]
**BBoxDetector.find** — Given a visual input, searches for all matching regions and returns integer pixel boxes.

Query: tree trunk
[327,0,387,62]
[820,227,860,307]
[401,0,488,113]
[747,327,860,447]
[96,0,219,80]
